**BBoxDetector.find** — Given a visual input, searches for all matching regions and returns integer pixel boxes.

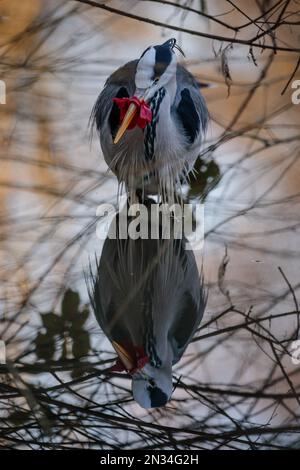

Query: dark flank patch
[153,44,172,79]
[109,87,129,139]
[177,88,200,144]
[148,386,168,408]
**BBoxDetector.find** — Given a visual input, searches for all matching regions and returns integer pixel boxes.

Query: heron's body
[92,40,208,199]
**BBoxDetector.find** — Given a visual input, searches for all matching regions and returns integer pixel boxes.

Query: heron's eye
[153,77,159,83]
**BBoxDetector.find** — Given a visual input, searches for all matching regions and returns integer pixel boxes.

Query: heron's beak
[113,90,152,144]
[112,341,135,371]
[113,102,138,144]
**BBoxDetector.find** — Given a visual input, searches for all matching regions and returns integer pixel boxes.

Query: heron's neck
[161,75,179,132]
[144,342,173,374]
[165,74,177,104]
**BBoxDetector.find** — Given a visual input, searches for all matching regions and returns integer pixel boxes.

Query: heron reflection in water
[87,201,206,409]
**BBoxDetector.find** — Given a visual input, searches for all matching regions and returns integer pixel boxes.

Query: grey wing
[86,242,130,345]
[170,252,207,364]
[90,60,137,139]
[174,64,209,145]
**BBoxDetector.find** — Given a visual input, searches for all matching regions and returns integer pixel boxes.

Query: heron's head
[132,364,173,409]
[112,38,184,144]
[110,340,173,408]
[135,38,184,101]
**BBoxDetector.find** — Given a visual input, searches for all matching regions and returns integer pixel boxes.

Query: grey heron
[91,38,208,201]
[87,205,206,409]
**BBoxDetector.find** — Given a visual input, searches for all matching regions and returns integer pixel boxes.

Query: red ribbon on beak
[113,96,152,130]
[110,342,149,375]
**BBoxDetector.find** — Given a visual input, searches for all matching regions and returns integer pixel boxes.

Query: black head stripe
[153,45,172,78]
[148,386,168,408]
[140,46,151,59]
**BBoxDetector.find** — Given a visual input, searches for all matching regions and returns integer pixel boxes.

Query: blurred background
[1,0,300,449]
